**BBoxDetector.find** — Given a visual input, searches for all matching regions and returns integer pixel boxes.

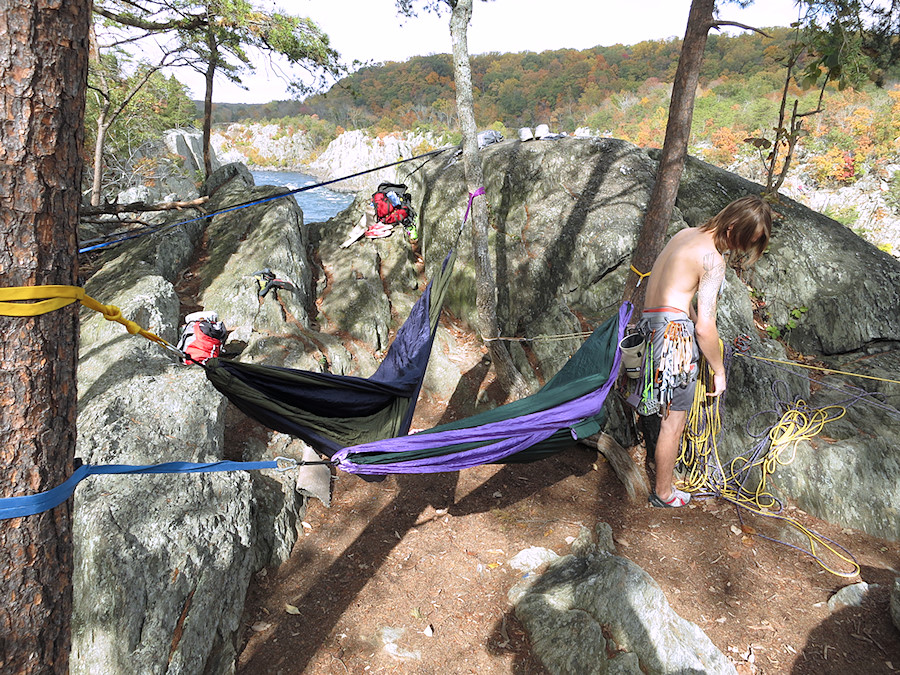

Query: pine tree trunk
[622,0,715,313]
[449,0,529,398]
[0,1,88,672]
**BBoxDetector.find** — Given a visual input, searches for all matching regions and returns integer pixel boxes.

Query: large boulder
[396,137,900,540]
[72,166,312,675]
[401,136,661,387]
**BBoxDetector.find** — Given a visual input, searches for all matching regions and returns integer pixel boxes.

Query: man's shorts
[637,308,700,412]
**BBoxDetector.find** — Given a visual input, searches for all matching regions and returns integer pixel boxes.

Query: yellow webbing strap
[630,265,651,287]
[0,285,175,352]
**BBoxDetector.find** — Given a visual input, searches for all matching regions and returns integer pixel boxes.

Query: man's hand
[707,371,727,397]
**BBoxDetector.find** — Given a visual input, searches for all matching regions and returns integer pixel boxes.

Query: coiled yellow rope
[678,346,860,578]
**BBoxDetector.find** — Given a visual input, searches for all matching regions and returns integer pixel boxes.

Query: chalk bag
[619,332,646,379]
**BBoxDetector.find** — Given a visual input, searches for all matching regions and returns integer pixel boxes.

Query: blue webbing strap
[0,458,311,520]
[79,148,448,253]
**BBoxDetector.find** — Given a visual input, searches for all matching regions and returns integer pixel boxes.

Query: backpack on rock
[177,311,227,365]
[366,182,417,241]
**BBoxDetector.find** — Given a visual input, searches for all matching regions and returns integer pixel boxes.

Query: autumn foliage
[211,27,900,193]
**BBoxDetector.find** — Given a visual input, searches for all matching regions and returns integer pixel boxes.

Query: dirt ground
[234,328,900,675]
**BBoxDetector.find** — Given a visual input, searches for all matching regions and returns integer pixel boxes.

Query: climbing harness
[627,314,696,418]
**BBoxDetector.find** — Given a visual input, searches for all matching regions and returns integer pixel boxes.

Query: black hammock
[204,254,630,473]
[204,251,456,456]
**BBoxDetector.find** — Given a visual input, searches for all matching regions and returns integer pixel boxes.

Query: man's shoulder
[673,230,720,263]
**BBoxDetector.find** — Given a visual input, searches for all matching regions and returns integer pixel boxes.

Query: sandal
[648,487,691,508]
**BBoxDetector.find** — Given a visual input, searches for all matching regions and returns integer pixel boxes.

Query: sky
[172,0,805,104]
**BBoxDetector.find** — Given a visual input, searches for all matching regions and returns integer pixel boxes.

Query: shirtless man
[640,195,773,507]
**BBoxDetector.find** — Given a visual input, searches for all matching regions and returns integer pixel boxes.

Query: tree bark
[622,0,716,313]
[448,0,529,398]
[203,28,217,178]
[0,1,89,673]
[91,116,109,207]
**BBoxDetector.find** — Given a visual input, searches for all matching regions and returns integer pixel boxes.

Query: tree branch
[709,20,772,38]
[93,5,207,32]
[80,196,208,216]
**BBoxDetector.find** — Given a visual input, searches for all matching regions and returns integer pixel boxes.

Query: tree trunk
[622,0,715,313]
[91,115,109,207]
[0,2,89,673]
[448,0,529,398]
[202,29,217,179]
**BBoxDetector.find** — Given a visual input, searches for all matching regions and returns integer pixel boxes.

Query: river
[250,169,356,223]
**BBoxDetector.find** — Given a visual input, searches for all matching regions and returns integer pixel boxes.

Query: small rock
[508,546,559,573]
[827,581,877,612]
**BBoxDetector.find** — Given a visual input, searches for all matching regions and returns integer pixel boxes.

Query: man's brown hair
[700,195,773,264]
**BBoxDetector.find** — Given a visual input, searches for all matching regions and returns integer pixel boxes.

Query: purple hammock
[331,302,631,474]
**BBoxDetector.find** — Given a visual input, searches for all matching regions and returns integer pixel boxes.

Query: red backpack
[177,311,227,364]
[371,182,415,227]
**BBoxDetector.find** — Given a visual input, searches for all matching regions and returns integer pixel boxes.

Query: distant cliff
[211,122,900,255]
[211,124,450,192]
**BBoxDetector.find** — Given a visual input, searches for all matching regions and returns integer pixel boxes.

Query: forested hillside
[213,29,801,129]
[210,28,900,200]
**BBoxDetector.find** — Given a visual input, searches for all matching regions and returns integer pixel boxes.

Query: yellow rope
[0,285,177,353]
[678,346,860,578]
[736,351,900,386]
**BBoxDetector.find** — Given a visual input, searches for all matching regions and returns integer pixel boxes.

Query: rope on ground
[677,343,862,578]
[80,147,450,254]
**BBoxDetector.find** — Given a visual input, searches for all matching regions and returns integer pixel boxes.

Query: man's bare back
[643,227,724,318]
[643,226,727,393]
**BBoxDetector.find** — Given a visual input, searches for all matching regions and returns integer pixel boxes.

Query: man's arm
[694,253,727,396]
